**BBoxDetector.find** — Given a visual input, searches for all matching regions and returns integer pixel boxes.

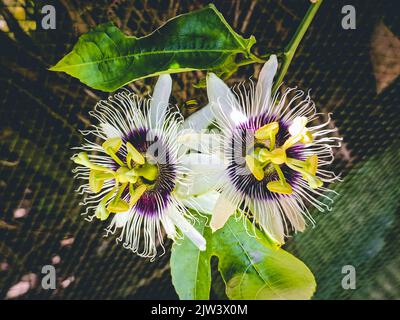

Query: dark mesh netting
[0,0,399,299]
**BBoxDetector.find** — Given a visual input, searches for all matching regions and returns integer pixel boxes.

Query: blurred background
[0,0,399,299]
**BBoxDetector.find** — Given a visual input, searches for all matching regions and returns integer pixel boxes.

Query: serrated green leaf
[50,4,256,92]
[170,214,212,300]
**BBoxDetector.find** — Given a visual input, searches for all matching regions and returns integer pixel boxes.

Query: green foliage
[170,215,212,300]
[171,214,316,300]
[286,145,400,299]
[50,4,257,92]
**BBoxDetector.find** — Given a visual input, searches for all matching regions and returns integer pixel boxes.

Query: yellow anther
[266,164,293,194]
[72,152,91,167]
[89,170,104,193]
[255,122,279,149]
[129,184,147,207]
[135,163,159,182]
[306,174,323,189]
[102,137,124,166]
[95,203,110,221]
[72,152,114,173]
[286,162,323,189]
[126,142,145,165]
[116,167,138,184]
[304,155,318,176]
[245,155,265,181]
[107,183,129,213]
[267,180,293,195]
[102,137,122,153]
[107,199,129,213]
[255,122,279,140]
[95,187,118,221]
[259,148,287,165]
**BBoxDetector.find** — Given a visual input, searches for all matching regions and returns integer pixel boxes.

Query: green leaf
[286,145,400,299]
[212,216,316,300]
[50,4,256,92]
[170,214,212,300]
[171,213,316,300]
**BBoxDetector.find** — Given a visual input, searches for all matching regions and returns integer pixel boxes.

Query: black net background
[0,0,399,299]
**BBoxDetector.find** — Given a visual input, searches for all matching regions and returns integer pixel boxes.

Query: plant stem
[272,0,323,93]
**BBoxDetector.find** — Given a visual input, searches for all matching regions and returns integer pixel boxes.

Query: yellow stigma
[300,131,313,144]
[95,203,109,221]
[135,162,159,181]
[72,152,91,167]
[306,174,323,189]
[95,187,118,221]
[107,199,130,213]
[266,164,293,195]
[245,155,265,181]
[116,167,138,184]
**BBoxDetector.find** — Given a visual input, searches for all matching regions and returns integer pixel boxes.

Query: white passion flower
[201,55,341,245]
[72,75,215,259]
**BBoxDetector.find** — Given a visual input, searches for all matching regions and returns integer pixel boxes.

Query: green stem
[238,51,283,67]
[272,0,323,93]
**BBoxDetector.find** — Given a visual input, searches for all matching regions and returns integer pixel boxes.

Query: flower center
[245,117,322,195]
[72,137,160,221]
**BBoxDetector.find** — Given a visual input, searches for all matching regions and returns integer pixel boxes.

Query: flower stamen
[129,184,147,207]
[95,186,118,221]
[245,154,265,181]
[107,182,130,213]
[267,164,293,195]
[126,142,145,167]
[89,169,107,193]
[258,147,287,165]
[246,117,322,194]
[102,137,125,167]
[116,167,138,184]
[72,152,114,173]
[75,137,160,221]
[255,121,279,149]
[286,162,322,189]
